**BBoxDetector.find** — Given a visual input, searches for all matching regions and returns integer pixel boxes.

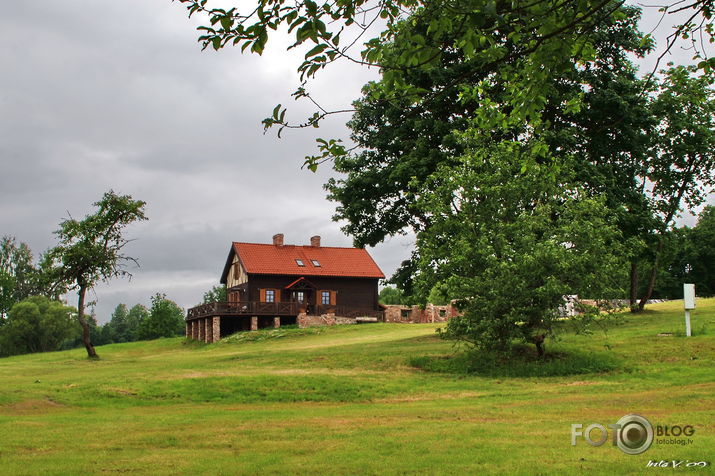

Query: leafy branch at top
[176,0,715,168]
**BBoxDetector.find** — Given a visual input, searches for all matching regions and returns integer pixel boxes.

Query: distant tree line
[644,206,715,299]
[0,234,187,357]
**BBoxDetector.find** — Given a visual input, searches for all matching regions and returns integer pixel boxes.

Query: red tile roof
[226,242,384,279]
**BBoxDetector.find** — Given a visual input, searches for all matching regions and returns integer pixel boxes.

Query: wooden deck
[186,301,383,321]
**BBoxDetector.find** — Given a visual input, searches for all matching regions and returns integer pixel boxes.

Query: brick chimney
[310,235,321,247]
[272,233,284,246]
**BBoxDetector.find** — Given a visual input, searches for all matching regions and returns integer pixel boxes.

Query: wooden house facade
[186,234,385,342]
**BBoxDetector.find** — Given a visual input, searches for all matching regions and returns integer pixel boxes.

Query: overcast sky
[1,1,712,322]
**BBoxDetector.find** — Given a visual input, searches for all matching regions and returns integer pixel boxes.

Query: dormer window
[295,259,305,266]
[311,259,321,267]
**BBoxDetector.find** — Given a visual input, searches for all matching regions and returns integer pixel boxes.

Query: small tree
[201,284,227,304]
[378,286,404,305]
[0,296,79,356]
[49,191,147,358]
[138,294,185,340]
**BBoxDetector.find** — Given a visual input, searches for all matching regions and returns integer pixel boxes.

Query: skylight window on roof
[311,260,321,267]
[296,259,305,266]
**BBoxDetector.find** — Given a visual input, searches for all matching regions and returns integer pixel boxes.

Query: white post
[685,310,692,337]
[683,283,695,337]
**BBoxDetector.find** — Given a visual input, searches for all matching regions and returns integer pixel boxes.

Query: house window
[311,259,321,267]
[266,290,275,303]
[439,309,446,317]
[296,259,305,266]
[321,291,330,305]
[401,309,411,318]
[296,291,304,303]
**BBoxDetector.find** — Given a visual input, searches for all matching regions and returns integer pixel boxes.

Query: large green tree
[329,12,714,312]
[327,5,652,248]
[49,191,147,358]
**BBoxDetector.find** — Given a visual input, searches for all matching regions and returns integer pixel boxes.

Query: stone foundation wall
[297,313,358,328]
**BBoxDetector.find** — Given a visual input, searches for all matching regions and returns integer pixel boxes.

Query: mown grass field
[0,300,713,475]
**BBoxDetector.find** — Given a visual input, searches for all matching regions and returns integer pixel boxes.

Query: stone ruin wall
[382,303,460,323]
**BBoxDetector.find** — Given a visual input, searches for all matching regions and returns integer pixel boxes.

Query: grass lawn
[0,299,713,475]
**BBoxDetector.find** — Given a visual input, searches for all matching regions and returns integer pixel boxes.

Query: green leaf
[305,44,328,59]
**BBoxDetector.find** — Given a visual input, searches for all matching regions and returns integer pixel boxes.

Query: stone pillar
[206,318,213,343]
[212,316,221,343]
[251,316,258,331]
[185,322,190,338]
[198,318,205,342]
[273,317,280,329]
[192,320,198,340]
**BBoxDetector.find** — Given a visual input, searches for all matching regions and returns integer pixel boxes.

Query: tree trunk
[637,237,665,312]
[629,261,639,313]
[77,285,98,358]
[533,333,546,358]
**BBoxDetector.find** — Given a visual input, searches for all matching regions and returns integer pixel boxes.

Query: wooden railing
[187,301,384,320]
[186,301,299,319]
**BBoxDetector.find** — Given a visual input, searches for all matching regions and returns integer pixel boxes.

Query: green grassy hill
[0,300,713,475]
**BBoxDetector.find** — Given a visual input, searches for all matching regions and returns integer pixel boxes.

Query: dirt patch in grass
[1,398,66,415]
[109,388,139,396]
[376,391,487,404]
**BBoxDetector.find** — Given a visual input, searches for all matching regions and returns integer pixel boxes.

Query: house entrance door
[292,290,312,313]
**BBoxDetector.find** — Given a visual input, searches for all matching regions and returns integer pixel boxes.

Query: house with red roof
[186,234,385,342]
